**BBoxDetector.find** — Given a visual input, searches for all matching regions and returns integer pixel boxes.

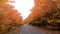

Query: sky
[8,0,34,20]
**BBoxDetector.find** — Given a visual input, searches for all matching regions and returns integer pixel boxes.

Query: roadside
[6,24,23,34]
[29,24,60,34]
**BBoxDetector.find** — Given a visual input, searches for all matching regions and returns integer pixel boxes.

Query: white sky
[8,0,34,20]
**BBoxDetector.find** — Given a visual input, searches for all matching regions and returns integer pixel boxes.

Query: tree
[28,0,60,30]
[0,0,23,34]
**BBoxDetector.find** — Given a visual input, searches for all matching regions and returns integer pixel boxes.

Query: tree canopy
[25,0,60,30]
[0,0,23,34]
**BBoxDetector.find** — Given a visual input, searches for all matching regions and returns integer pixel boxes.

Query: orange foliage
[0,0,23,33]
[24,0,60,23]
[0,4,22,25]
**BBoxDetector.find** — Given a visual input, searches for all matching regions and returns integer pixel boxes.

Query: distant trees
[0,0,23,34]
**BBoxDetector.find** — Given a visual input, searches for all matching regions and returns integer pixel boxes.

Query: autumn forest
[0,0,60,34]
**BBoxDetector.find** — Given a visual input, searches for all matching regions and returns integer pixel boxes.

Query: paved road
[20,24,43,34]
[20,24,60,34]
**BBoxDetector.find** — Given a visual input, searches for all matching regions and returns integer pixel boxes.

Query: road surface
[20,24,60,34]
